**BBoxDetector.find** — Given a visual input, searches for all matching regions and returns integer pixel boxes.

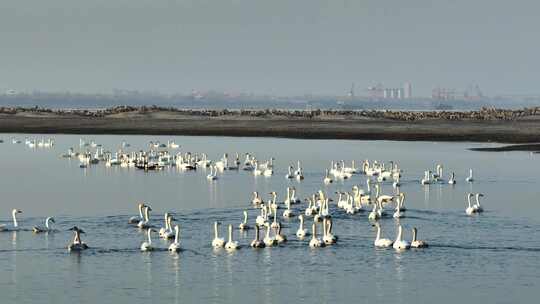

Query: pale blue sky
[1,0,538,96]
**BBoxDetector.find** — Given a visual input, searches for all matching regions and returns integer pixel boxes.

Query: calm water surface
[0,134,539,303]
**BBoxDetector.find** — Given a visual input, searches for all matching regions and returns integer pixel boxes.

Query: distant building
[403,82,412,99]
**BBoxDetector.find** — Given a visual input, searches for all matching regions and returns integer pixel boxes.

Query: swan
[140,228,155,251]
[253,161,263,176]
[250,225,265,248]
[263,224,277,246]
[296,215,308,238]
[374,223,393,247]
[137,206,152,229]
[68,226,89,251]
[289,187,301,204]
[309,223,325,248]
[32,217,56,233]
[448,172,456,185]
[304,199,317,216]
[336,192,346,209]
[323,169,333,184]
[268,192,278,210]
[466,169,474,182]
[421,170,432,185]
[168,225,181,252]
[162,214,175,239]
[466,193,476,215]
[159,212,171,237]
[275,222,287,243]
[0,209,22,231]
[285,166,294,179]
[255,205,268,226]
[368,203,379,220]
[252,191,263,205]
[294,161,302,176]
[270,206,279,229]
[411,227,428,248]
[225,224,239,250]
[282,198,294,218]
[473,193,485,212]
[323,219,337,245]
[392,225,410,250]
[345,194,356,215]
[212,222,225,248]
[238,210,250,230]
[396,192,407,211]
[207,165,218,180]
[128,203,145,224]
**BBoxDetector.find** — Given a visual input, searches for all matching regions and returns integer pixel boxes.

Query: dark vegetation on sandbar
[1,106,540,148]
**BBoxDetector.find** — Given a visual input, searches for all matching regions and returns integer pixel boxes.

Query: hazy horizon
[1,0,539,96]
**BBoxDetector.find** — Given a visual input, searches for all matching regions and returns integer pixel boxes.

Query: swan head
[69,226,85,234]
[12,209,22,215]
[46,217,55,224]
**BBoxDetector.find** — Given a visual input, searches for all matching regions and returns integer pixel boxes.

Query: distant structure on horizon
[366,82,412,100]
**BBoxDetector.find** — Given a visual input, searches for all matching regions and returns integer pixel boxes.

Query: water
[0,134,539,303]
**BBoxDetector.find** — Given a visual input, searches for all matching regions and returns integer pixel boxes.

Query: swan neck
[12,212,18,227]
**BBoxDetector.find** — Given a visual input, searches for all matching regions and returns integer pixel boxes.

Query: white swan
[270,206,279,229]
[448,172,456,185]
[128,203,145,224]
[421,170,432,185]
[466,193,476,215]
[140,228,155,251]
[250,225,265,248]
[411,227,428,248]
[161,214,175,239]
[285,166,294,179]
[168,225,181,252]
[473,193,485,212]
[375,184,393,205]
[225,224,239,250]
[282,197,294,218]
[255,205,268,227]
[212,222,225,248]
[374,223,393,247]
[323,218,337,245]
[238,210,250,230]
[68,226,89,251]
[275,222,287,243]
[392,225,410,250]
[323,169,333,184]
[0,209,22,231]
[309,223,325,248]
[268,192,278,211]
[263,224,277,246]
[159,212,171,237]
[137,205,152,229]
[296,215,308,238]
[32,217,55,233]
[466,169,474,182]
[207,165,218,180]
[252,191,263,205]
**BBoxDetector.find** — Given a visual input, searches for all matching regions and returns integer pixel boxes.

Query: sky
[1,0,538,96]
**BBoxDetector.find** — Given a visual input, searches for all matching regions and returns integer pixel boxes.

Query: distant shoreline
[1,106,540,146]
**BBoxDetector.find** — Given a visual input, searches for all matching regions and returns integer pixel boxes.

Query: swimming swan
[225,224,239,250]
[275,222,287,243]
[32,217,56,233]
[392,225,410,250]
[0,209,22,231]
[140,228,155,251]
[411,227,428,248]
[128,203,145,224]
[168,225,181,252]
[309,223,325,248]
[296,215,308,238]
[374,223,393,247]
[238,210,250,230]
[68,226,89,251]
[212,222,225,248]
[137,206,152,229]
[465,193,476,215]
[250,225,265,248]
[473,193,484,212]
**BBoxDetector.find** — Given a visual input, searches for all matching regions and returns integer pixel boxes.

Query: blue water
[0,134,539,303]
